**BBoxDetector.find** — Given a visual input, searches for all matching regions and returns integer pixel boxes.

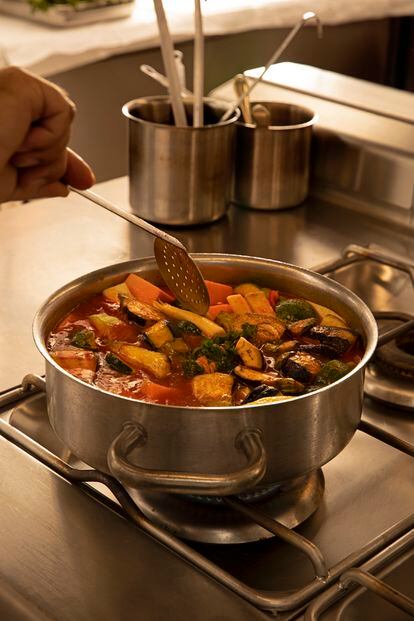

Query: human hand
[0,66,95,203]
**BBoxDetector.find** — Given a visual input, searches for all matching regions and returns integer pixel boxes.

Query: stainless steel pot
[33,255,377,496]
[233,102,317,210]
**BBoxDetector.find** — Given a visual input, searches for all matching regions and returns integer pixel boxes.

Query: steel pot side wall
[45,360,363,485]
[36,255,377,489]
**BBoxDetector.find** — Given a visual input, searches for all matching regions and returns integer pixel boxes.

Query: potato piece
[153,302,225,338]
[245,291,275,316]
[145,320,174,349]
[162,338,190,355]
[234,283,261,296]
[235,337,262,370]
[89,313,137,341]
[192,373,234,406]
[118,345,171,379]
[227,294,251,314]
[103,282,132,304]
[310,302,347,327]
[52,349,96,372]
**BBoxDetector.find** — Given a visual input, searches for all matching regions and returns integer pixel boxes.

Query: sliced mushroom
[272,351,294,370]
[243,385,280,404]
[234,365,281,385]
[288,317,317,336]
[282,352,322,384]
[235,337,262,370]
[309,325,356,355]
[120,296,165,325]
[297,343,339,358]
[261,340,299,356]
[233,383,252,405]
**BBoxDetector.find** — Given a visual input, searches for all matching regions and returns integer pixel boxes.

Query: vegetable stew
[47,275,364,407]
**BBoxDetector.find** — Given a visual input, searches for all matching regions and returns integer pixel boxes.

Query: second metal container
[122,96,240,226]
[233,101,317,210]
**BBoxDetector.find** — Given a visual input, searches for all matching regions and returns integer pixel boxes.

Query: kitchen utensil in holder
[233,101,318,210]
[123,95,240,226]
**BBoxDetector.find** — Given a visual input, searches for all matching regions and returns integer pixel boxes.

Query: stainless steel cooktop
[1,174,413,620]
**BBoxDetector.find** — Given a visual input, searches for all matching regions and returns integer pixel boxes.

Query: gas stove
[1,68,414,620]
[1,239,413,620]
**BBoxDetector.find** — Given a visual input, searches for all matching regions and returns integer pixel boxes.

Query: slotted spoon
[70,187,210,315]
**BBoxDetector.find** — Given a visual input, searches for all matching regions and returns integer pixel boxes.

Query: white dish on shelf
[0,0,134,27]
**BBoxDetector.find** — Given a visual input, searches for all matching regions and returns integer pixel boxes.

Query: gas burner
[365,320,414,410]
[128,470,325,544]
[375,323,414,380]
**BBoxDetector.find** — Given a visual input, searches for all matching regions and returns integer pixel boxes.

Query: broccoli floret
[192,325,257,373]
[314,360,352,387]
[196,339,237,373]
[183,355,204,377]
[276,299,317,324]
[71,329,97,350]
[241,323,258,341]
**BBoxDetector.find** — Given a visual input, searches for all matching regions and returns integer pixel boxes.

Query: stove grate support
[305,530,414,620]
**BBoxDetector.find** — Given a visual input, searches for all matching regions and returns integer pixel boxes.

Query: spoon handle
[70,187,185,251]
[233,74,252,124]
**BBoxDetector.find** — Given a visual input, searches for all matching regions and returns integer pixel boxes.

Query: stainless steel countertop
[1,176,413,620]
[0,434,269,621]
[2,176,414,392]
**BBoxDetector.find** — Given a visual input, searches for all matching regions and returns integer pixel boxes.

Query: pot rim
[33,253,378,411]
[238,101,318,131]
[122,95,240,129]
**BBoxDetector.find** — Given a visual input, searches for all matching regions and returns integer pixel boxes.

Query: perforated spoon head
[154,238,210,315]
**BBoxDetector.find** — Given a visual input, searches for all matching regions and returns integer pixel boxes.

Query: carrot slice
[140,381,182,404]
[125,274,175,304]
[207,303,233,320]
[269,290,280,308]
[204,280,234,305]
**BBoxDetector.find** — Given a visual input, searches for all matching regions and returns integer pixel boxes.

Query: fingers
[17,149,68,191]
[9,147,95,201]
[16,124,72,156]
[13,181,70,201]
[0,67,95,202]
[11,129,71,169]
[62,148,96,190]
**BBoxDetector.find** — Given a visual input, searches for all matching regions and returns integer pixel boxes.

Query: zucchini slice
[105,353,133,374]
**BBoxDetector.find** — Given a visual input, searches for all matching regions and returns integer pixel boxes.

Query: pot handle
[107,423,266,496]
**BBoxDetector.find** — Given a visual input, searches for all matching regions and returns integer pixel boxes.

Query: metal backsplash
[212,63,414,229]
[311,129,414,229]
